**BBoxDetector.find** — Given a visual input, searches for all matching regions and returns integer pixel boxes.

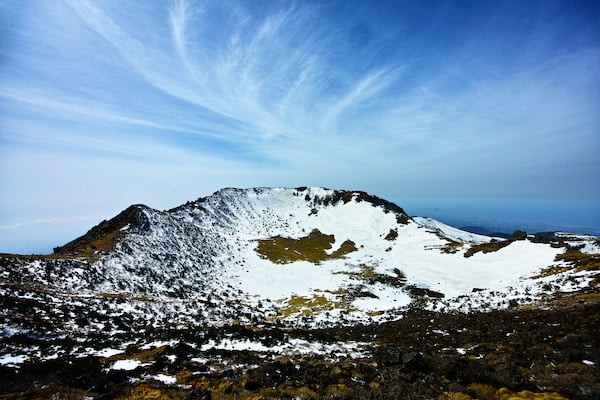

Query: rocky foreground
[1,290,598,400]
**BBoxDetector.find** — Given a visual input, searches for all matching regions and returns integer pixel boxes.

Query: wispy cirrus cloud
[60,0,408,147]
[6,0,593,167]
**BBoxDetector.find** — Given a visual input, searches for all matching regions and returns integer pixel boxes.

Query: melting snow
[111,359,142,370]
[200,337,369,358]
[94,348,124,358]
[412,217,495,243]
[1,187,595,330]
[0,354,29,366]
[147,373,177,384]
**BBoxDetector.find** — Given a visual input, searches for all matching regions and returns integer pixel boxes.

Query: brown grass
[116,384,185,400]
[384,229,398,241]
[442,240,464,254]
[255,229,356,264]
[530,265,572,279]
[496,388,568,400]
[276,293,358,318]
[464,240,512,258]
[52,205,141,261]
[555,252,600,272]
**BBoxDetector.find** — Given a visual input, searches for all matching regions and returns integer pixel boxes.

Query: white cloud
[0,215,107,231]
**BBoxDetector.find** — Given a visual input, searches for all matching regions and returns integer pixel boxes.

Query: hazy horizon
[1,1,599,253]
[2,192,599,255]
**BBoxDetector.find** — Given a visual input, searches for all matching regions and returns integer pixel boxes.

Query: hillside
[1,187,599,399]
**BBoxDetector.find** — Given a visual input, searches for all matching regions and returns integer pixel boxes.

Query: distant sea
[400,198,600,236]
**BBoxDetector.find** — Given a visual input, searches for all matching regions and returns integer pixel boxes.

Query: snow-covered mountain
[2,187,599,399]
[2,187,596,330]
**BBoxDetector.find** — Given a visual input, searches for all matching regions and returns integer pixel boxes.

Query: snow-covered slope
[1,187,596,328]
[553,232,600,254]
[412,216,503,243]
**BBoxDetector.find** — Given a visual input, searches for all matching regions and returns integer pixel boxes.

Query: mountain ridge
[2,186,598,325]
[54,187,411,261]
[1,187,599,399]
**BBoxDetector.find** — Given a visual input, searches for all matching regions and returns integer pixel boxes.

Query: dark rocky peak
[304,188,411,224]
[172,187,411,223]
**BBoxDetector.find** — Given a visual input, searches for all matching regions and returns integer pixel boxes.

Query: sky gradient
[1,0,599,253]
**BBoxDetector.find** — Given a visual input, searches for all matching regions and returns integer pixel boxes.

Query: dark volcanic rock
[1,299,597,399]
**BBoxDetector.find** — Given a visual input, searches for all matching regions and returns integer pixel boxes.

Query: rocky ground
[1,289,598,400]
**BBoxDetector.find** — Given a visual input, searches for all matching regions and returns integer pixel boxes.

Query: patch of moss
[464,240,512,258]
[331,240,358,258]
[175,368,193,384]
[277,294,358,318]
[97,292,155,302]
[465,383,570,400]
[279,294,329,318]
[99,292,128,299]
[384,229,398,241]
[61,229,123,260]
[366,310,384,317]
[350,265,377,280]
[496,387,568,400]
[556,251,600,272]
[438,392,473,400]
[105,345,167,364]
[51,205,147,261]
[469,382,497,400]
[335,264,407,289]
[531,251,599,280]
[278,384,318,399]
[530,265,573,279]
[464,230,539,258]
[255,229,356,264]
[324,383,353,397]
[442,240,463,254]
[315,288,348,295]
[574,292,600,299]
[424,230,465,254]
[116,384,186,400]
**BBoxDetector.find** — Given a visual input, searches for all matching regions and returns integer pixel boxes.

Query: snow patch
[147,373,177,384]
[111,359,142,370]
[0,354,29,366]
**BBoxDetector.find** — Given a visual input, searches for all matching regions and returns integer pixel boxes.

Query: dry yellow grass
[255,229,356,264]
[556,252,600,272]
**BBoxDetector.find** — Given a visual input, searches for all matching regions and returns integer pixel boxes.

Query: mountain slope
[2,187,596,327]
[1,187,599,399]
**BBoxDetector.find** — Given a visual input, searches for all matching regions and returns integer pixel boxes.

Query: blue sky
[1,0,599,253]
